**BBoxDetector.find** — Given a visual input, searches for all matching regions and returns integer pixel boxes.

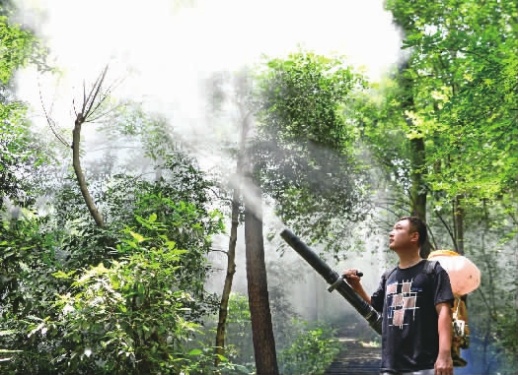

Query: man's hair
[399,216,428,247]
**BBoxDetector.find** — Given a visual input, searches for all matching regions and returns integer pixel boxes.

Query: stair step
[324,339,381,375]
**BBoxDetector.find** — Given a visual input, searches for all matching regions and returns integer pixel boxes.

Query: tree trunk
[244,167,279,375]
[410,137,431,257]
[410,137,426,220]
[400,65,430,257]
[214,99,250,366]
[214,178,239,365]
[72,116,104,228]
[453,195,465,254]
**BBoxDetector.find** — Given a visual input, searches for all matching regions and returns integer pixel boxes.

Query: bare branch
[81,80,87,115]
[38,79,68,147]
[86,104,122,123]
[83,65,109,120]
[73,97,78,118]
[433,208,456,248]
[85,65,126,121]
[210,249,229,255]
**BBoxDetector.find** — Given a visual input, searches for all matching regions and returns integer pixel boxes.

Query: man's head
[389,216,428,251]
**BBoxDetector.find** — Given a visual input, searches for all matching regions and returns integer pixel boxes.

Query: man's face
[389,219,418,251]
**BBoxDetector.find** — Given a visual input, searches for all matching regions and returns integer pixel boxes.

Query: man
[343,216,454,375]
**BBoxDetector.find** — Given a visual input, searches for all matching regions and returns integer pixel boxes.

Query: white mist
[13,0,403,327]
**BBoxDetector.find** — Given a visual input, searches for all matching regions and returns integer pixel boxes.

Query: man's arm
[434,302,454,375]
[343,269,371,304]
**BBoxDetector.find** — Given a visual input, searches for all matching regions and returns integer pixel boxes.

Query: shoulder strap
[424,260,438,275]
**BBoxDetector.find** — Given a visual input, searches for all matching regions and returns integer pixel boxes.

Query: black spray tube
[280,228,382,335]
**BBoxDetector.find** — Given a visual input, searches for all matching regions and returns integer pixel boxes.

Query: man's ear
[410,231,419,244]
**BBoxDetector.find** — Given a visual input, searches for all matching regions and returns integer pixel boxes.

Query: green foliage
[43,225,199,374]
[106,178,225,306]
[278,319,341,375]
[52,163,224,295]
[179,344,253,374]
[0,15,39,84]
[0,208,59,317]
[218,293,254,368]
[0,213,225,375]
[258,51,362,149]
[0,14,50,206]
[383,0,518,204]
[0,98,49,206]
[256,50,373,252]
[495,294,518,372]
[0,209,68,373]
[359,0,518,218]
[0,170,225,375]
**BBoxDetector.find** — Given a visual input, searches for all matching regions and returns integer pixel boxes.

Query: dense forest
[0,0,517,374]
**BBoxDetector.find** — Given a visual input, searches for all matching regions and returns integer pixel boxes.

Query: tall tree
[243,159,279,374]
[239,51,370,372]
[212,72,252,366]
[256,51,371,253]
[383,0,518,248]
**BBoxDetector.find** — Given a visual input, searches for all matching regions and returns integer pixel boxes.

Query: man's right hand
[343,269,363,287]
[343,269,371,304]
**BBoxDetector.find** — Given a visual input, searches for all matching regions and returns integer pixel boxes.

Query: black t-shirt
[371,260,454,373]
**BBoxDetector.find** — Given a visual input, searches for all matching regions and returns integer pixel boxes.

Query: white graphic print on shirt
[386,279,418,329]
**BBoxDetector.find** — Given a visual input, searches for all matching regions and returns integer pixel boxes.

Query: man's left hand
[434,352,453,375]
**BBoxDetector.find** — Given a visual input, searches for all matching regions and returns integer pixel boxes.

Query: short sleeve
[433,262,455,307]
[370,276,386,312]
